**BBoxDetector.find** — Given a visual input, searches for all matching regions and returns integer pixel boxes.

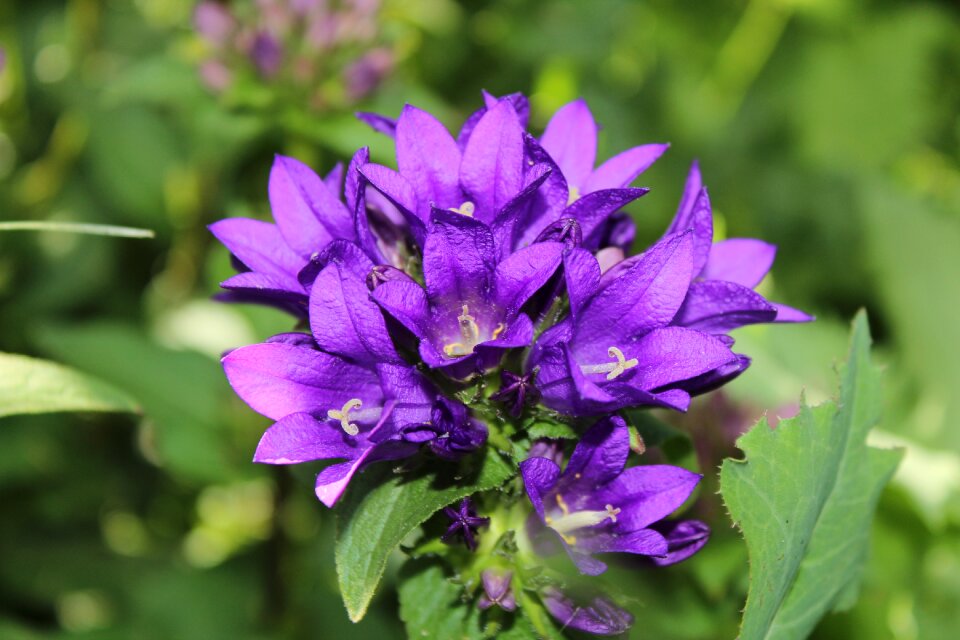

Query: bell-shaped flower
[222,244,484,506]
[520,416,708,576]
[665,162,814,336]
[529,234,739,415]
[371,209,563,377]
[210,149,407,316]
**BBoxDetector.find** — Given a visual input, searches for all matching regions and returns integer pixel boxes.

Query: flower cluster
[194,0,393,108]
[212,92,810,635]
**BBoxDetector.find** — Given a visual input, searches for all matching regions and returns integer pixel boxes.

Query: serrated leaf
[0,352,140,418]
[720,312,903,640]
[335,449,514,622]
[398,559,543,640]
[526,419,578,440]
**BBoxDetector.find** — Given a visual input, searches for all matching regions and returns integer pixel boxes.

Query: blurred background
[1,0,958,638]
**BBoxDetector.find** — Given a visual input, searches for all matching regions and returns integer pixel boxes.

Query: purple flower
[540,586,633,636]
[520,416,707,575]
[489,370,540,417]
[359,99,554,255]
[210,150,402,317]
[221,250,483,506]
[370,209,563,377]
[666,162,814,335]
[528,236,739,415]
[441,498,489,551]
[478,568,516,611]
[540,99,668,205]
[249,31,284,77]
[194,2,236,47]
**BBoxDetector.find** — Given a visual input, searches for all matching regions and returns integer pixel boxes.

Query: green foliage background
[1,0,958,637]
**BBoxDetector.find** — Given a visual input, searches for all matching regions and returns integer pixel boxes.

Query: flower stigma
[443,305,483,358]
[450,201,476,217]
[328,398,363,436]
[544,493,621,545]
[579,346,640,380]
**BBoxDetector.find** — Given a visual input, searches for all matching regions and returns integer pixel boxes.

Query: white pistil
[544,493,620,545]
[328,398,363,436]
[450,201,476,217]
[579,346,639,380]
[444,305,483,358]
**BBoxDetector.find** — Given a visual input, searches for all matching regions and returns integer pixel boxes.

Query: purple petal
[519,456,562,521]
[540,99,598,188]
[221,342,382,421]
[482,91,530,127]
[674,280,778,333]
[359,163,426,244]
[209,218,303,290]
[701,238,777,288]
[254,412,358,464]
[541,587,634,636]
[309,263,400,365]
[396,105,462,216]
[422,208,495,304]
[220,272,304,298]
[492,242,564,315]
[269,155,353,256]
[356,111,397,137]
[583,143,669,193]
[297,239,373,291]
[563,248,601,319]
[622,326,737,391]
[649,519,710,566]
[323,162,344,198]
[490,163,553,252]
[564,416,628,485]
[579,527,668,558]
[604,464,702,530]
[370,280,431,339]
[575,232,695,350]
[668,161,703,236]
[460,101,525,219]
[564,187,648,250]
[773,303,815,323]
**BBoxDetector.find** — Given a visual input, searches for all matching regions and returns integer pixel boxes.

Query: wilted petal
[540,99,598,188]
[701,238,777,288]
[583,143,669,193]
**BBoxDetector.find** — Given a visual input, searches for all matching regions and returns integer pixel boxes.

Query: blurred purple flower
[520,416,708,575]
[441,498,489,551]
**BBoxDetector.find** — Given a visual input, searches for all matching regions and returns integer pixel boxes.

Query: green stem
[0,221,155,238]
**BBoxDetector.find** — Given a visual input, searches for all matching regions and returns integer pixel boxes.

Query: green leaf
[526,419,578,440]
[720,311,904,640]
[0,352,139,418]
[335,449,515,622]
[398,559,543,640]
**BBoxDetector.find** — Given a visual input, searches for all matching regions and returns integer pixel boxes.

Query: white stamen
[567,186,581,205]
[451,201,475,217]
[328,398,363,436]
[579,346,639,380]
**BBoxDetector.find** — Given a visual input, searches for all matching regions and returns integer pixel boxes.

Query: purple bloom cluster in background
[211,91,811,634]
[194,0,393,108]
